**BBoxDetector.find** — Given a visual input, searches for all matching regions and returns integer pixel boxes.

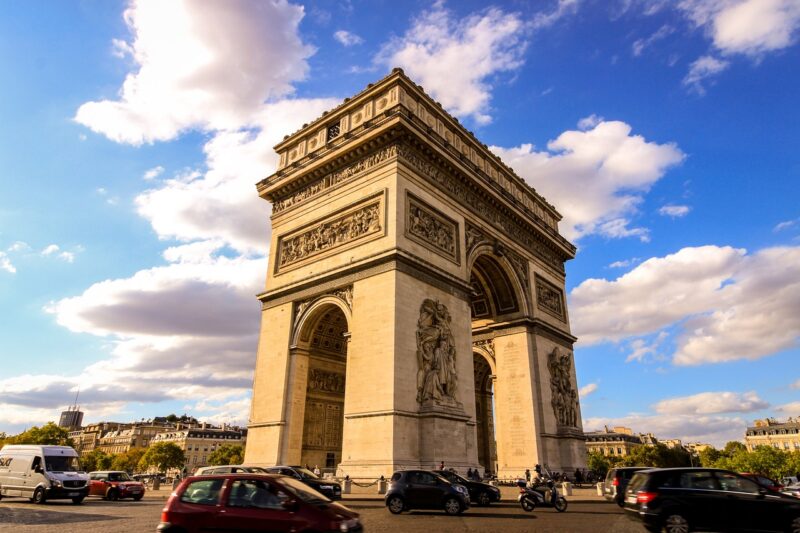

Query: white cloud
[40,244,77,263]
[41,244,60,256]
[7,241,30,253]
[577,114,603,130]
[142,165,164,180]
[74,0,314,145]
[659,204,691,217]
[609,258,639,269]
[626,331,669,362]
[0,252,16,274]
[377,3,529,124]
[632,24,675,56]
[654,391,769,415]
[334,30,363,46]
[683,54,730,94]
[776,401,800,414]
[585,413,746,448]
[579,383,598,397]
[774,218,798,232]
[680,0,800,56]
[492,120,685,241]
[791,379,800,390]
[570,245,800,366]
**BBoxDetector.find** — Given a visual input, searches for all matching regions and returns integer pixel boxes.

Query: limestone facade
[746,418,800,452]
[245,69,586,478]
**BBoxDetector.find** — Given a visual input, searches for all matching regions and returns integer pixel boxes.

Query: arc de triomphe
[243,69,586,478]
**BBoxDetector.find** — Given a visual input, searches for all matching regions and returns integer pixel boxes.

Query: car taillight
[160,511,170,522]
[612,478,619,486]
[636,491,658,504]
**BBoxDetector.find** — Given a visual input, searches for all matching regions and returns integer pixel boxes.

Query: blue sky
[0,0,798,446]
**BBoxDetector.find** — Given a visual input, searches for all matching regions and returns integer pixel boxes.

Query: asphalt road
[0,494,649,532]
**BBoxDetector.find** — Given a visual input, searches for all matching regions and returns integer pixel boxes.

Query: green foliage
[208,444,244,466]
[701,443,800,480]
[723,441,747,455]
[139,442,185,473]
[697,447,722,467]
[111,448,146,473]
[82,449,112,473]
[618,443,693,469]
[0,422,73,447]
[587,451,620,478]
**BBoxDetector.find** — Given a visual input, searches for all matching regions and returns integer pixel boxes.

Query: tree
[5,422,73,447]
[208,444,244,466]
[697,447,722,467]
[82,449,112,473]
[139,442,185,473]
[723,441,747,455]
[112,448,147,473]
[587,451,620,478]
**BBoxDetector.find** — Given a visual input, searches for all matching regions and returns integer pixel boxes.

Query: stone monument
[243,68,586,478]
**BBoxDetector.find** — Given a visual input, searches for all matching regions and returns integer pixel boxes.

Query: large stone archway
[244,69,586,477]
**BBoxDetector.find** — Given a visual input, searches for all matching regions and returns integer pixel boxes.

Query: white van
[0,445,89,504]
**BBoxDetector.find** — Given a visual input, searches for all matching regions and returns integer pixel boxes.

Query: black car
[604,466,649,506]
[433,470,501,506]
[623,467,800,533]
[264,465,342,500]
[385,470,470,515]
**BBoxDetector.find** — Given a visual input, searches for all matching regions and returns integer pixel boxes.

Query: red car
[157,473,362,533]
[88,470,145,501]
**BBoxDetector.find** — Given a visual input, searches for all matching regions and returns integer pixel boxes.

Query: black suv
[623,467,800,533]
[604,466,649,506]
[385,470,470,515]
[264,466,342,500]
[433,470,501,506]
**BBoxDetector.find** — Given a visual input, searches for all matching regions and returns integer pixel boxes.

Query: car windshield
[294,467,319,479]
[45,455,81,472]
[277,476,331,504]
[108,472,131,481]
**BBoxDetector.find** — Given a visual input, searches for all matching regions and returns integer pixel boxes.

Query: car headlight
[336,518,359,532]
[51,480,62,488]
[320,485,333,490]
[455,485,468,495]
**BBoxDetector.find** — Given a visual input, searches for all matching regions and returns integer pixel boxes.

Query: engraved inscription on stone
[548,347,578,428]
[536,276,565,320]
[303,400,343,449]
[277,197,383,271]
[406,194,459,263]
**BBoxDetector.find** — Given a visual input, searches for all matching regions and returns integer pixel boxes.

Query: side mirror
[33,465,43,474]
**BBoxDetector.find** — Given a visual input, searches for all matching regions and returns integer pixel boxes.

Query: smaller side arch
[291,296,352,348]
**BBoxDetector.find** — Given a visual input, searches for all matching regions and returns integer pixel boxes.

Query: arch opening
[297,304,349,474]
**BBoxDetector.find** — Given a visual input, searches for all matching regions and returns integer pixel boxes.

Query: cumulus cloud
[334,30,363,46]
[659,204,691,217]
[776,401,800,414]
[41,244,76,263]
[680,0,800,56]
[0,252,16,274]
[585,413,746,448]
[377,3,529,124]
[579,383,598,397]
[570,245,800,365]
[492,119,685,241]
[142,165,164,180]
[654,391,769,415]
[7,241,31,253]
[74,0,314,144]
[683,54,730,94]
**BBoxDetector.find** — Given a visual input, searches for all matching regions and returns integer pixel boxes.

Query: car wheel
[478,491,491,506]
[554,496,568,513]
[443,497,462,515]
[663,512,690,533]
[32,487,46,505]
[133,494,143,501]
[107,489,119,501]
[386,495,404,514]
[71,496,84,505]
[789,516,800,533]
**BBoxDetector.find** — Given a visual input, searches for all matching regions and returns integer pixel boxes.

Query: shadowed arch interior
[469,254,519,319]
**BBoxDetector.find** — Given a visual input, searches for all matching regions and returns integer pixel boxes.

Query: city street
[0,489,648,532]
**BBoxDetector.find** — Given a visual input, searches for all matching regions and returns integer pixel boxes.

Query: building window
[326,122,341,142]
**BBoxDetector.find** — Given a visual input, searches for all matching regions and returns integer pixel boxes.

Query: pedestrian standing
[439,461,445,470]
[467,467,473,479]
[525,468,531,482]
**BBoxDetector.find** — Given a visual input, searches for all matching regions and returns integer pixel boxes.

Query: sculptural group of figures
[279,205,381,266]
[548,347,578,427]
[416,299,459,404]
[408,204,455,255]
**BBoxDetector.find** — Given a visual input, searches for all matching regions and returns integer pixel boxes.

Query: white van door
[2,455,29,497]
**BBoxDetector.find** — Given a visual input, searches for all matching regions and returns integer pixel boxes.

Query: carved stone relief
[548,347,578,428]
[277,198,382,271]
[465,222,488,258]
[302,400,342,449]
[272,145,398,214]
[405,194,459,263]
[307,368,346,394]
[416,299,460,405]
[535,276,565,321]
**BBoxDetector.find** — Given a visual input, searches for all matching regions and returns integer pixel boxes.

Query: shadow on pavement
[0,507,120,526]
[407,511,536,520]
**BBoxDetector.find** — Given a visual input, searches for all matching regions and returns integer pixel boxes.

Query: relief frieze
[548,347,578,428]
[277,197,383,271]
[307,368,346,394]
[406,194,459,263]
[535,275,565,320]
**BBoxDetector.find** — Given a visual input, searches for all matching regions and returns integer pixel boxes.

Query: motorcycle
[517,466,568,513]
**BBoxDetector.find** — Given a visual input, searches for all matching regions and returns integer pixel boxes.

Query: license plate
[626,495,637,504]
[68,492,79,497]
